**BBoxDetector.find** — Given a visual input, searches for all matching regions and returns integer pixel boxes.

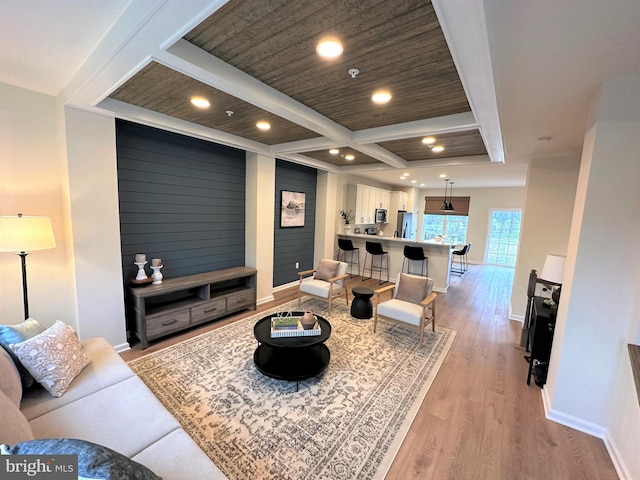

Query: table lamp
[540,254,566,307]
[0,213,56,319]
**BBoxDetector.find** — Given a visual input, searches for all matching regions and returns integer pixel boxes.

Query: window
[486,209,522,267]
[422,214,468,244]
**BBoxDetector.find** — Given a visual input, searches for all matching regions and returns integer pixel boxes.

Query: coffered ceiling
[104,0,493,177]
[6,1,638,188]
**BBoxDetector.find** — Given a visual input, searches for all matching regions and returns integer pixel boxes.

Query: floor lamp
[0,213,56,319]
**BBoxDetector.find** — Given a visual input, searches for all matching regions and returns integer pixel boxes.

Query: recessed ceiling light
[420,183,425,187]
[344,154,355,161]
[371,90,392,104]
[432,145,445,153]
[411,180,417,184]
[439,174,447,178]
[403,172,410,176]
[329,148,339,155]
[256,121,271,131]
[316,37,343,59]
[400,176,406,180]
[190,97,210,108]
[422,136,436,145]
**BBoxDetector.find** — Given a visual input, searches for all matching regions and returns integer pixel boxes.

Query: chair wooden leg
[373,310,378,332]
[431,302,436,332]
[328,295,332,316]
[419,319,425,347]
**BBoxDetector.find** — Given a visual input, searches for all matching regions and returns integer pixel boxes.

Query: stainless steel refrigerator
[396,211,413,239]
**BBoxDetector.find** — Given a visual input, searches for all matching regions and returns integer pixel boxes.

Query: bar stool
[337,238,360,278]
[451,243,469,275]
[362,241,389,285]
[402,245,428,277]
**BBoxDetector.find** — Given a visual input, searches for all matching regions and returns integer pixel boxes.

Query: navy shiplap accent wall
[273,159,317,286]
[116,120,246,283]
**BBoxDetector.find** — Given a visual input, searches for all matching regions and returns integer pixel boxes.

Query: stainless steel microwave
[375,208,387,223]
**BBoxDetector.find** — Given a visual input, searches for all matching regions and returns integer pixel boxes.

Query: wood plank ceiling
[109,0,487,169]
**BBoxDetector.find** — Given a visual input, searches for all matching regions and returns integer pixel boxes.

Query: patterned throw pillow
[0,318,47,390]
[314,259,340,281]
[395,274,432,305]
[9,320,91,397]
[1,438,162,480]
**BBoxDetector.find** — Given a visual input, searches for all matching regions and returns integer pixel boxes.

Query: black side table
[351,287,374,319]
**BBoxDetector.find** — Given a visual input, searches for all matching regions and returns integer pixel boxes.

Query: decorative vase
[344,223,351,234]
[301,311,316,330]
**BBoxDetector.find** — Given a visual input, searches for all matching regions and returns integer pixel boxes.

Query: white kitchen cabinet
[391,191,409,211]
[346,184,392,224]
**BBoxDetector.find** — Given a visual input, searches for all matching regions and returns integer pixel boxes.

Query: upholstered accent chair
[298,259,349,315]
[373,273,437,346]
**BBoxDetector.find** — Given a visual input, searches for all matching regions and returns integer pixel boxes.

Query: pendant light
[440,178,455,212]
[447,181,455,211]
[440,178,450,211]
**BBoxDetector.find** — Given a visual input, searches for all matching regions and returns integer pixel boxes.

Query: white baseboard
[541,388,630,479]
[257,294,276,305]
[114,342,131,353]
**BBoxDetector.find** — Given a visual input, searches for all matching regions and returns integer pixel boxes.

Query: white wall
[509,156,580,321]
[0,83,76,327]
[315,171,338,263]
[64,106,127,348]
[545,74,640,479]
[245,152,275,303]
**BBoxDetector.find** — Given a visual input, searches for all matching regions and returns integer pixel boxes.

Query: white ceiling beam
[271,137,343,155]
[64,0,228,107]
[352,113,479,144]
[98,98,271,155]
[160,40,354,143]
[433,0,505,163]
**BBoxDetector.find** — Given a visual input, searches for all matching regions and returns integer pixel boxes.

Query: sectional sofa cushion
[0,318,47,389]
[28,376,181,458]
[10,320,91,397]
[0,345,22,406]
[132,428,228,479]
[0,390,34,445]
[1,438,161,480]
[20,338,135,420]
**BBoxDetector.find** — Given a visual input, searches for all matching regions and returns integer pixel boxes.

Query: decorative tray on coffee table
[270,315,321,338]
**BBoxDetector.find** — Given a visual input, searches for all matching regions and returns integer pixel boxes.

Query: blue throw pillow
[0,319,47,390]
[1,438,162,480]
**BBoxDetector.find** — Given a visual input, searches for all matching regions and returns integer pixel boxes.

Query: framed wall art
[280,190,305,227]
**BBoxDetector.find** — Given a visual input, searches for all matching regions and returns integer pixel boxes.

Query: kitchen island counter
[337,233,455,292]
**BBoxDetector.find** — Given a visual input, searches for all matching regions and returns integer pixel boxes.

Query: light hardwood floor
[121,265,618,479]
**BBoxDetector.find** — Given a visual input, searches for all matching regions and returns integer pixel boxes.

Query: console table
[526,296,557,386]
[129,266,257,348]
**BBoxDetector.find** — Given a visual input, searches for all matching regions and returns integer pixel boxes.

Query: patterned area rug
[129,298,456,480]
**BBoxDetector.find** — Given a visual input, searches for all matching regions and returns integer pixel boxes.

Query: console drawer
[146,310,190,339]
[226,289,255,310]
[191,298,226,324]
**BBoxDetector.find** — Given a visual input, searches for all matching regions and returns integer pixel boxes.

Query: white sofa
[0,337,227,479]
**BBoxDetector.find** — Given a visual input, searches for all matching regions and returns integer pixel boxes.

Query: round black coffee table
[253,312,332,383]
[351,287,374,319]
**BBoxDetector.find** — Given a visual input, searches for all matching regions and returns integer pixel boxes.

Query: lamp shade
[540,254,565,285]
[0,215,56,253]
